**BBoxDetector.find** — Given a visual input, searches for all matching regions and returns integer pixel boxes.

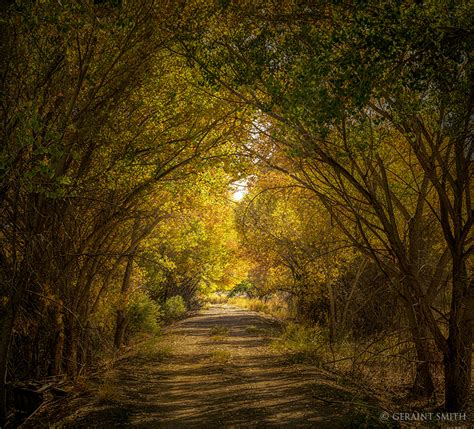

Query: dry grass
[245,325,278,338]
[329,336,444,398]
[129,333,173,361]
[210,326,229,336]
[96,335,173,404]
[228,296,289,319]
[206,293,229,304]
[273,322,444,402]
[273,322,327,365]
[210,326,230,341]
[97,370,123,403]
[210,349,233,364]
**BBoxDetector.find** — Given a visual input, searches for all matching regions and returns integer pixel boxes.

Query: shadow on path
[26,305,388,428]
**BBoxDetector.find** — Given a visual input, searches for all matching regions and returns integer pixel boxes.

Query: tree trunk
[49,303,65,376]
[327,282,337,343]
[114,249,135,349]
[444,336,472,411]
[114,309,128,350]
[114,219,141,350]
[406,300,435,397]
[411,333,435,397]
[0,303,15,427]
[444,261,473,411]
[52,328,65,377]
[64,317,79,377]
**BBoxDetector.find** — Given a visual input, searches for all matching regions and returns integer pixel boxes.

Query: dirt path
[27,305,387,428]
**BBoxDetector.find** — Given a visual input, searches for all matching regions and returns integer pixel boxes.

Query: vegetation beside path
[24,305,396,428]
[2,2,472,424]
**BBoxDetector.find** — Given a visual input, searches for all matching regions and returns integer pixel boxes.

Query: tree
[0,0,240,421]
[179,0,473,409]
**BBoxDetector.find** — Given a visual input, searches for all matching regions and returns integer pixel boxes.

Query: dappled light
[0,1,472,428]
[230,179,249,202]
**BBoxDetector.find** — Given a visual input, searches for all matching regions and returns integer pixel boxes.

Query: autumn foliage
[0,0,472,424]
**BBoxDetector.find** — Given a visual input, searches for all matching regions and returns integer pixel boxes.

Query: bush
[162,295,187,322]
[228,280,256,297]
[206,292,228,304]
[128,292,162,335]
[228,295,289,319]
[247,298,268,313]
[275,322,326,364]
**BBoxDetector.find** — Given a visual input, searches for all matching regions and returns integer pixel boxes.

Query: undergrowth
[207,296,443,403]
[273,322,327,365]
[227,296,289,319]
[273,322,444,403]
[210,349,233,364]
[210,326,229,341]
[205,293,229,304]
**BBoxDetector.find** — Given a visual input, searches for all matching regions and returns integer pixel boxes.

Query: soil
[23,305,392,428]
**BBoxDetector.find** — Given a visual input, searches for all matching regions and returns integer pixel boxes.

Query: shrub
[210,326,229,336]
[136,337,172,360]
[245,325,278,337]
[247,298,268,313]
[206,292,228,304]
[210,349,232,364]
[162,295,187,322]
[275,322,326,364]
[228,280,256,297]
[127,291,162,335]
[228,295,289,319]
[209,326,229,341]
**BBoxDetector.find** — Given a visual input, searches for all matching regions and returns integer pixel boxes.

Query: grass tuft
[245,325,278,338]
[206,293,229,304]
[97,370,123,403]
[210,349,232,364]
[210,326,229,336]
[228,296,289,319]
[273,322,326,365]
[209,326,230,341]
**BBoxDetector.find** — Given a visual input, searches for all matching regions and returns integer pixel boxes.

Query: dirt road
[27,305,386,428]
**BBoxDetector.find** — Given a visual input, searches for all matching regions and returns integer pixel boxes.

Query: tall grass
[227,296,289,319]
[212,295,440,398]
[205,293,229,304]
[273,322,443,398]
[162,295,187,322]
[273,322,327,364]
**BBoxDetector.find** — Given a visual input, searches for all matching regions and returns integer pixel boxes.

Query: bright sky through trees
[231,179,248,202]
[0,1,472,424]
